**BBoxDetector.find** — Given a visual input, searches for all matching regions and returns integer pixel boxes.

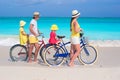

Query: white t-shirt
[29,19,39,36]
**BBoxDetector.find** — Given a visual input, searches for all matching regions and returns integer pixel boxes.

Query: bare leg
[34,43,40,62]
[70,44,74,60]
[28,44,34,63]
[69,44,80,67]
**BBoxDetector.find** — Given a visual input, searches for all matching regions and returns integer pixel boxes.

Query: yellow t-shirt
[71,22,80,37]
[19,27,27,45]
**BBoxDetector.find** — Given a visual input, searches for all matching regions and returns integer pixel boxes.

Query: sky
[0,0,120,17]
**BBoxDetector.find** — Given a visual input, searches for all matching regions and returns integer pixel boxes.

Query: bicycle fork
[83,47,90,56]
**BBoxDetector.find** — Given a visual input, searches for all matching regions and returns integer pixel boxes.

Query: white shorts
[71,37,80,44]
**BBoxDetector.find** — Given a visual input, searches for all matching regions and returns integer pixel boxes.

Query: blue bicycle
[43,35,98,66]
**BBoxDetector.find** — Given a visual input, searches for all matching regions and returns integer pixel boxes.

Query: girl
[19,20,28,45]
[49,24,60,44]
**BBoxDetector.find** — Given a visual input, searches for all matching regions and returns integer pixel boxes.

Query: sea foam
[0,37,120,47]
[0,38,19,46]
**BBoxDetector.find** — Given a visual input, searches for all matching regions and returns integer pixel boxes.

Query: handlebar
[80,30,84,37]
[39,33,44,38]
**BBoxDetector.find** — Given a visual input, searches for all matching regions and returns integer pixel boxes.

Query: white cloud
[57,1,62,5]
[31,0,46,3]
[80,0,87,2]
[12,0,46,6]
[50,0,87,5]
[10,0,88,7]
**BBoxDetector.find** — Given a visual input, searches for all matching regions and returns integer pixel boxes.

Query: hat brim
[51,28,58,30]
[72,13,80,18]
[34,14,39,16]
[20,23,26,27]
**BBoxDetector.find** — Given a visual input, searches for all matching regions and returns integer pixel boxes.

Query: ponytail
[70,17,75,31]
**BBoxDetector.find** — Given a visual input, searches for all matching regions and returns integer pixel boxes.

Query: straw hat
[20,20,26,27]
[51,24,59,30]
[72,10,80,18]
[33,12,40,16]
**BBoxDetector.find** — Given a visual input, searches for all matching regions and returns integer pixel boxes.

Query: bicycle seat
[57,35,65,39]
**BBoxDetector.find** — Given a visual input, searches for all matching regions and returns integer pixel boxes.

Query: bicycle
[43,34,98,66]
[9,33,46,61]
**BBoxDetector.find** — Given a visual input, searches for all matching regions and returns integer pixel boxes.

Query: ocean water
[0,17,120,46]
[0,17,120,40]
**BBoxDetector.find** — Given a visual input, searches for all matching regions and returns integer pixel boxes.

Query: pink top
[49,31,59,44]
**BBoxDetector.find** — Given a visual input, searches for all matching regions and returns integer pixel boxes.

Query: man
[28,12,40,63]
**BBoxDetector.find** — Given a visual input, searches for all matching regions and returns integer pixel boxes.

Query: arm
[30,24,38,37]
[21,31,27,36]
[20,28,27,36]
[38,28,41,35]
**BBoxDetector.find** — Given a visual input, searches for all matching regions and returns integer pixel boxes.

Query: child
[49,24,60,44]
[19,20,28,45]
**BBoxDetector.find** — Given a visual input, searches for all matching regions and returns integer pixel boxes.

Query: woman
[69,10,82,66]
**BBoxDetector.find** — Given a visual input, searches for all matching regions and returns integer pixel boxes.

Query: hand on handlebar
[39,32,43,35]
[37,33,44,38]
[79,28,83,31]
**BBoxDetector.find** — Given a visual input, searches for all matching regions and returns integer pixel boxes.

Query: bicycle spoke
[10,44,28,61]
[78,45,97,64]
[44,45,65,66]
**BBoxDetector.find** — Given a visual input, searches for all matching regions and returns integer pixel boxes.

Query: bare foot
[33,59,39,63]
[68,62,74,67]
[28,60,32,63]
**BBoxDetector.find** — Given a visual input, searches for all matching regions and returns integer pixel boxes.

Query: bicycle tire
[39,44,48,62]
[43,45,65,66]
[78,45,98,65]
[10,44,28,61]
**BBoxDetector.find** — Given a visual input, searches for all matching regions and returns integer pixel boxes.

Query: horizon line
[0,16,120,18]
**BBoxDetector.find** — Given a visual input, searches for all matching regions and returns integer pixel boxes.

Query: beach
[0,45,120,80]
[0,0,120,79]
[0,17,120,80]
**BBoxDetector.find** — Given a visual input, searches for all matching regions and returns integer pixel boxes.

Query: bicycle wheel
[44,45,65,66]
[10,44,28,61]
[39,44,50,62]
[78,45,98,65]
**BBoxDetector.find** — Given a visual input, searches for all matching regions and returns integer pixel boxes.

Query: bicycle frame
[38,39,45,48]
[44,35,97,66]
[18,34,46,55]
[54,36,89,58]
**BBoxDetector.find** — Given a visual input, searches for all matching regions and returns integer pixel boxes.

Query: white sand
[0,66,120,80]
[90,40,120,47]
[0,46,120,80]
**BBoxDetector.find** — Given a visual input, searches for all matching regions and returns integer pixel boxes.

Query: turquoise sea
[0,17,120,40]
